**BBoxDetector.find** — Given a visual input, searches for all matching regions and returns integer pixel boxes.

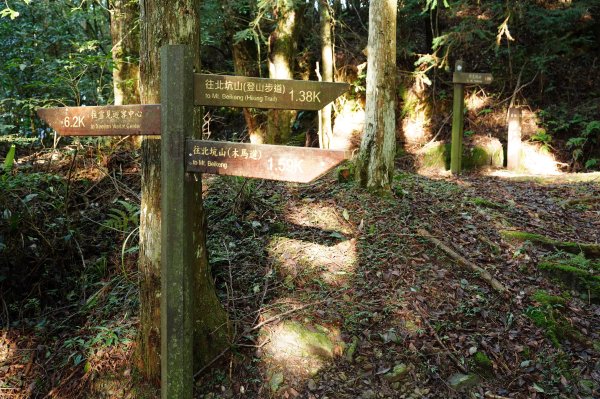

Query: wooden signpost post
[450,61,493,175]
[38,44,350,399]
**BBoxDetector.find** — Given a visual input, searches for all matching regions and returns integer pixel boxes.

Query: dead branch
[417,228,508,294]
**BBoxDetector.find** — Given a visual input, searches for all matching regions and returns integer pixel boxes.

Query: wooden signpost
[37,104,161,136]
[450,61,493,174]
[38,44,350,399]
[186,140,350,183]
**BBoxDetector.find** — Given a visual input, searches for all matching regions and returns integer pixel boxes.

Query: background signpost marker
[507,107,522,171]
[450,61,493,174]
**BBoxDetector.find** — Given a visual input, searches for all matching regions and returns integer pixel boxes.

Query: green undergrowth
[525,290,584,347]
[538,252,600,302]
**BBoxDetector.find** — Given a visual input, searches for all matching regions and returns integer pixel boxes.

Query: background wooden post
[507,107,522,171]
[451,60,465,175]
[160,44,194,399]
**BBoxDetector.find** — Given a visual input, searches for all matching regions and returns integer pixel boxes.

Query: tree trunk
[233,42,268,143]
[109,0,140,105]
[219,0,266,144]
[267,3,302,144]
[319,0,334,149]
[138,0,229,383]
[355,0,397,191]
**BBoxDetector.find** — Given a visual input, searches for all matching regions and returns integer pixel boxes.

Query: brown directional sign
[186,140,351,183]
[37,104,160,136]
[194,74,349,110]
[452,72,493,85]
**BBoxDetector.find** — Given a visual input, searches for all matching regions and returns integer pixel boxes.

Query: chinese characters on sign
[186,140,350,183]
[194,74,349,111]
[452,72,494,85]
[37,104,161,136]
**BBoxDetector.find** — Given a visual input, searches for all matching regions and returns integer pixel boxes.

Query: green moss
[462,147,489,169]
[418,142,447,170]
[473,352,494,377]
[500,230,600,258]
[284,321,335,360]
[418,141,504,171]
[531,290,567,306]
[538,261,599,301]
[525,290,587,347]
[468,197,507,210]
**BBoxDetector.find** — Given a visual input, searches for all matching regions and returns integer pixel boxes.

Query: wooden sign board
[186,140,350,183]
[37,104,160,136]
[195,74,349,111]
[452,72,493,85]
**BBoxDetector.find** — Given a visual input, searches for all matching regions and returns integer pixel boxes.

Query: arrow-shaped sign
[452,72,493,85]
[194,74,349,111]
[186,140,351,183]
[37,104,161,136]
[38,75,349,136]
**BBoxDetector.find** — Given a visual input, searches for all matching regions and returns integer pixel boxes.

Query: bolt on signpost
[38,44,350,399]
[450,61,493,175]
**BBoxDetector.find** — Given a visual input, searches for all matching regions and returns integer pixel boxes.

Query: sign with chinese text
[186,140,350,183]
[194,74,349,111]
[37,104,160,136]
[452,72,493,85]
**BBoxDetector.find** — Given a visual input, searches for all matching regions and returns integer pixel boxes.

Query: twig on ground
[417,228,508,294]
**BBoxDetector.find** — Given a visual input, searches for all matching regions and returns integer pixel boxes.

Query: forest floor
[1,145,599,399]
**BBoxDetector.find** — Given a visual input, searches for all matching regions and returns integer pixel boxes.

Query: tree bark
[109,0,140,105]
[319,0,334,149]
[138,0,229,383]
[355,0,397,191]
[266,3,302,144]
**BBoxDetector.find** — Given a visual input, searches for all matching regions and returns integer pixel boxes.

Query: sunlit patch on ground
[285,201,353,235]
[268,237,357,287]
[258,319,344,388]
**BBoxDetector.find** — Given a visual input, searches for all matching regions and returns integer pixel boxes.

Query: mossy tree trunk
[266,2,303,144]
[355,0,397,191]
[109,0,140,106]
[319,0,334,149]
[138,0,229,384]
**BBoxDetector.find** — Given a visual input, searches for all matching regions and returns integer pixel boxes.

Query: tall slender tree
[355,0,397,191]
[266,0,304,144]
[221,0,267,143]
[137,0,229,383]
[318,0,334,149]
[109,0,139,105]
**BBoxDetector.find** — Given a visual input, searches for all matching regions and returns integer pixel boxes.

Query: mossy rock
[417,138,504,171]
[538,261,599,302]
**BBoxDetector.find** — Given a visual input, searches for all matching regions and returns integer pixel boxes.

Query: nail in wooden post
[451,60,465,175]
[507,107,522,171]
[160,44,194,399]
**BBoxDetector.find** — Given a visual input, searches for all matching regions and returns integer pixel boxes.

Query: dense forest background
[1,0,599,168]
[1,1,599,398]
